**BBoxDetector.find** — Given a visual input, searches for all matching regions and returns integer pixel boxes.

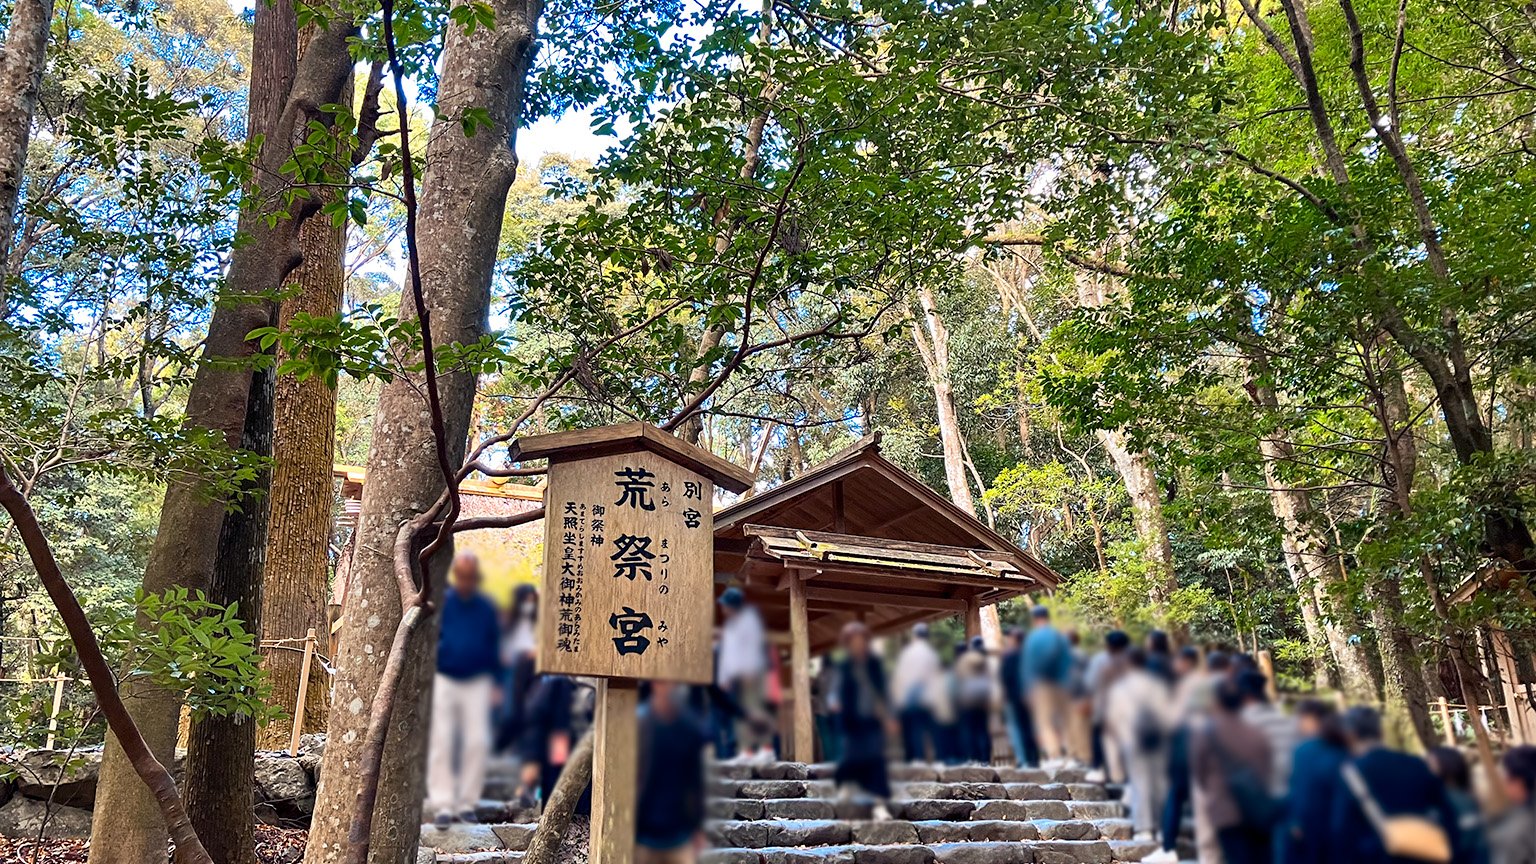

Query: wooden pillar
[1256,649,1279,703]
[1437,697,1456,746]
[1490,627,1536,745]
[964,596,983,640]
[591,679,639,864]
[789,572,815,763]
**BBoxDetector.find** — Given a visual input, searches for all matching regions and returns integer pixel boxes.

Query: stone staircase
[420,760,1173,864]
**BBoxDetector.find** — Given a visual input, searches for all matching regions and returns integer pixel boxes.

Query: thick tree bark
[910,284,1001,645]
[524,732,594,864]
[0,0,54,301]
[185,366,275,864]
[257,43,351,748]
[1096,429,1179,615]
[86,3,356,858]
[304,3,542,862]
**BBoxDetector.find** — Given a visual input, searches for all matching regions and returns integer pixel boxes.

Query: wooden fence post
[287,628,317,756]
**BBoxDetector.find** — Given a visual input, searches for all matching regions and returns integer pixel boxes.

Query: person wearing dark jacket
[1328,706,1460,864]
[428,552,503,828]
[1191,680,1275,864]
[1427,745,1490,864]
[636,681,709,864]
[518,673,589,810]
[1279,700,1348,864]
[1000,628,1039,767]
[831,620,894,819]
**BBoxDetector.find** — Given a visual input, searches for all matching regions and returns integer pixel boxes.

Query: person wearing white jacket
[892,623,942,762]
[1105,647,1177,842]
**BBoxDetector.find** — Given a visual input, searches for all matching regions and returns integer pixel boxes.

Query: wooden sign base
[590,679,639,864]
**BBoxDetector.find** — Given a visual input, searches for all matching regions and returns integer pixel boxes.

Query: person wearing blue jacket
[1022,605,1075,764]
[428,552,503,828]
[1278,699,1348,864]
[1328,706,1460,864]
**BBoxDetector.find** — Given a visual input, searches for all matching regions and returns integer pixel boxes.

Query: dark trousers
[1005,700,1039,767]
[1162,727,1191,851]
[1218,825,1274,864]
[899,705,931,762]
[935,721,963,765]
[960,707,992,764]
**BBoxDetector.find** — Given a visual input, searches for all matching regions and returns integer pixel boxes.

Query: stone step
[707,799,1125,822]
[700,840,1116,864]
[705,816,1123,849]
[704,762,1090,786]
[708,781,1112,802]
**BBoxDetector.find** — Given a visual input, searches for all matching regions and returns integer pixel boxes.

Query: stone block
[758,762,811,781]
[1066,784,1106,802]
[709,820,771,849]
[931,842,1034,864]
[890,764,941,782]
[948,783,1008,801]
[898,782,949,800]
[1031,819,1098,841]
[996,767,1051,784]
[702,850,764,864]
[1090,819,1133,841]
[763,847,856,864]
[255,755,315,816]
[417,823,505,854]
[766,798,835,820]
[972,800,1032,821]
[766,819,854,847]
[1031,841,1112,864]
[807,763,839,780]
[833,799,876,820]
[852,846,938,864]
[913,820,971,843]
[851,819,920,845]
[894,799,974,822]
[1066,802,1123,820]
[966,820,1041,842]
[1049,767,1088,784]
[805,780,839,798]
[938,765,999,784]
[1020,801,1072,821]
[712,779,744,798]
[714,763,759,780]
[12,749,102,808]
[740,780,807,799]
[731,800,768,821]
[1035,784,1073,800]
[1107,839,1159,861]
[491,823,537,851]
[0,796,92,838]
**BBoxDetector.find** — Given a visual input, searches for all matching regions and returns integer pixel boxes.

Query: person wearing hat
[715,587,773,762]
[892,622,942,762]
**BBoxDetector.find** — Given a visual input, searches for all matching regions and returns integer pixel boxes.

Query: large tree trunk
[184,366,275,864]
[304,3,541,862]
[910,284,1001,645]
[0,0,54,303]
[86,2,356,857]
[257,43,351,748]
[1096,429,1179,615]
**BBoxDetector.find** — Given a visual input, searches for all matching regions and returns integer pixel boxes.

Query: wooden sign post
[520,423,753,864]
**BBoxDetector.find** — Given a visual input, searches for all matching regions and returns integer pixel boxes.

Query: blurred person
[496,584,539,757]
[932,656,962,764]
[830,621,895,819]
[1187,651,1234,864]
[813,659,843,763]
[1329,705,1459,864]
[1192,680,1276,864]
[1000,627,1040,767]
[517,672,580,807]
[716,587,773,762]
[1426,746,1489,864]
[955,635,994,764]
[1023,605,1075,765]
[1107,647,1175,842]
[636,681,710,864]
[1276,699,1347,864]
[1237,671,1296,795]
[1086,630,1133,782]
[1066,628,1094,764]
[1490,745,1536,864]
[893,622,942,762]
[1145,646,1208,864]
[1146,629,1175,683]
[428,552,503,829]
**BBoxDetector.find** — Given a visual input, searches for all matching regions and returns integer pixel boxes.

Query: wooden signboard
[535,450,715,683]
[520,423,754,864]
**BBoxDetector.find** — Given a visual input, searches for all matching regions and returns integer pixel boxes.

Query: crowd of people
[425,555,1536,864]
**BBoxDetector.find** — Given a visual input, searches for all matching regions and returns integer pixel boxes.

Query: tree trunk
[910,284,1001,646]
[184,366,275,864]
[257,42,350,748]
[86,2,356,858]
[304,3,541,862]
[1097,429,1179,616]
[0,0,54,301]
[524,732,594,864]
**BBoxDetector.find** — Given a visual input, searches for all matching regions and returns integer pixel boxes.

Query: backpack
[1134,705,1164,754]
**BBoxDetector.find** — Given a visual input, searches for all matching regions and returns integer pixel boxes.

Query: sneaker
[457,810,479,825]
[1140,848,1180,864]
[748,747,776,765]
[872,802,893,822]
[1084,769,1107,784]
[1133,829,1156,842]
[433,811,452,831]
